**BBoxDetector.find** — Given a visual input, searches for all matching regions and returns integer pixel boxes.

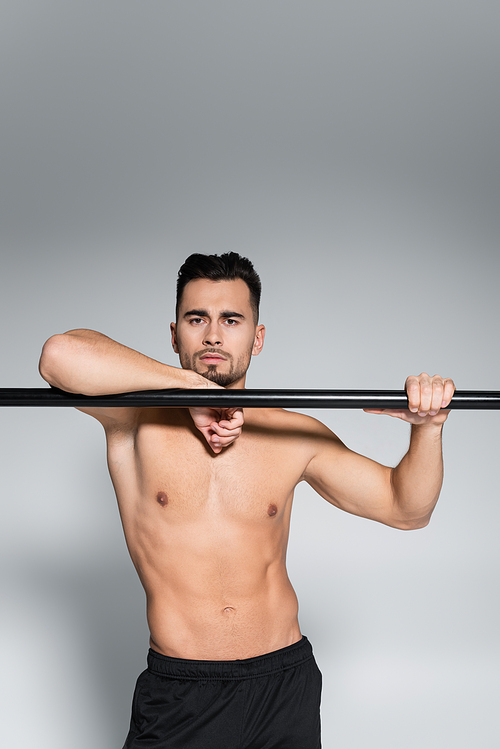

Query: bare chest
[125,416,304,524]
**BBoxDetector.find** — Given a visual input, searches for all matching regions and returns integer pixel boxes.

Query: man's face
[171,278,265,388]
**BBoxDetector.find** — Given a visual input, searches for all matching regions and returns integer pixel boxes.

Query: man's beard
[199,365,244,387]
[179,348,251,387]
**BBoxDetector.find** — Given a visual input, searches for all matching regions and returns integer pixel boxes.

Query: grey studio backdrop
[1,2,499,747]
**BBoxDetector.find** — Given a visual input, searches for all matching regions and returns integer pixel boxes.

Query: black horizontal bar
[0,388,499,409]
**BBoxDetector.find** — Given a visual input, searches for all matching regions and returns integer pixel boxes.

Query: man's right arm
[38,329,243,450]
[38,329,208,428]
[39,329,205,396]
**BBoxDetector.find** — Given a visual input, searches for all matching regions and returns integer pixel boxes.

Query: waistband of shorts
[147,636,313,681]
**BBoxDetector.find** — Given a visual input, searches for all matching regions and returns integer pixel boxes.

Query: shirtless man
[39,252,455,749]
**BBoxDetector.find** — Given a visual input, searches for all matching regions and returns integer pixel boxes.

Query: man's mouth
[199,353,227,364]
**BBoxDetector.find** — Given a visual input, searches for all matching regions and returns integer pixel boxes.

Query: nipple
[156,491,168,507]
[267,504,278,517]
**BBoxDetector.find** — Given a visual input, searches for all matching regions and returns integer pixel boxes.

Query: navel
[267,503,278,517]
[156,491,168,507]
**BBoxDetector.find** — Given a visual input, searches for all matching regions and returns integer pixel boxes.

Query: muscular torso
[105,408,314,660]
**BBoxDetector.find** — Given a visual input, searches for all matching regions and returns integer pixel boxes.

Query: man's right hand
[189,406,244,454]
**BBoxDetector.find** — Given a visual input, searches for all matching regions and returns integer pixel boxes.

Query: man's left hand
[189,406,244,453]
[365,373,456,426]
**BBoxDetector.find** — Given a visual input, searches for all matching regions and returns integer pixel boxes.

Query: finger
[197,425,239,452]
[213,410,244,429]
[405,375,421,413]
[215,435,239,447]
[218,415,244,429]
[210,441,222,453]
[429,376,445,415]
[210,433,238,451]
[210,421,242,437]
[196,429,222,453]
[442,378,455,407]
[224,407,243,418]
[221,407,243,417]
[221,409,244,426]
[209,431,237,451]
[420,373,434,415]
[217,421,242,434]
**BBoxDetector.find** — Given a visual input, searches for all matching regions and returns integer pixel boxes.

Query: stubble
[179,348,252,387]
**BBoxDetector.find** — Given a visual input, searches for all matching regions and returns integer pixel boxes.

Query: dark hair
[176,252,262,322]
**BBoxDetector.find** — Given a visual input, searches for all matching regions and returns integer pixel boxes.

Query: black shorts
[122,636,322,748]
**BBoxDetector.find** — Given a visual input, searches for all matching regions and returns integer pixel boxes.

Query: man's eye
[190,318,204,324]
[225,319,238,325]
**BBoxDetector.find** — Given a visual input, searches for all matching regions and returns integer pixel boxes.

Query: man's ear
[170,322,179,354]
[252,324,265,356]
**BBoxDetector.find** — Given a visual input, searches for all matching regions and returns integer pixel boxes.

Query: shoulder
[245,407,343,447]
[249,407,328,429]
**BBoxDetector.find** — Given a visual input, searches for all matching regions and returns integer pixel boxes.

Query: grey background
[1,2,499,747]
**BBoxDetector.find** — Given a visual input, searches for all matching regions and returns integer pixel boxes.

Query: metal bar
[0,388,499,409]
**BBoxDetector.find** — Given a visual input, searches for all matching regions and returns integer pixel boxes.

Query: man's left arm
[302,374,455,530]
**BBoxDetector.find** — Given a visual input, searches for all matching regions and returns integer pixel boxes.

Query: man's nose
[203,322,222,346]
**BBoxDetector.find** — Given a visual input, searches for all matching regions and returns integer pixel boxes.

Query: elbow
[388,472,437,531]
[39,333,81,389]
[388,493,435,530]
[39,334,65,385]
[391,509,433,531]
[395,516,431,531]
